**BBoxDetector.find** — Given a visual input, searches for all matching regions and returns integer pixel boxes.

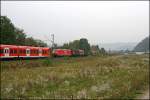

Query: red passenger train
[0,44,51,59]
[0,44,85,59]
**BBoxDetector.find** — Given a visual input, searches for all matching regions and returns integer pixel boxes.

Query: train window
[6,49,9,53]
[36,50,39,54]
[20,50,22,54]
[30,50,33,54]
[32,50,34,54]
[26,50,30,54]
[4,49,6,53]
[10,49,13,54]
[4,49,9,53]
[14,50,17,54]
[23,50,26,54]
[0,49,3,54]
[39,49,42,54]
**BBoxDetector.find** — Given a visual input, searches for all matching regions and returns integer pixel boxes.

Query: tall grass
[1,55,149,99]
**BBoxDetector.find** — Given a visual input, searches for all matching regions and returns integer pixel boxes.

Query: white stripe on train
[0,56,48,58]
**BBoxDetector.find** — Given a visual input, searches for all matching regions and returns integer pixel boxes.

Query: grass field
[0,54,149,99]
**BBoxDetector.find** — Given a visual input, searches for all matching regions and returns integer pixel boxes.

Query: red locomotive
[52,49,73,57]
[52,49,85,57]
[0,44,51,59]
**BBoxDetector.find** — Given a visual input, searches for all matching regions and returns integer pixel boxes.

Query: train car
[18,46,51,58]
[72,49,85,56]
[18,46,30,58]
[72,50,80,56]
[0,44,19,58]
[42,47,51,57]
[52,49,72,57]
[0,44,51,59]
[79,49,85,56]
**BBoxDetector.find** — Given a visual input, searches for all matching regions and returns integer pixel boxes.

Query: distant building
[135,52,145,55]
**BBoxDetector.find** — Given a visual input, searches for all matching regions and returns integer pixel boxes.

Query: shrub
[63,57,70,60]
[42,58,53,67]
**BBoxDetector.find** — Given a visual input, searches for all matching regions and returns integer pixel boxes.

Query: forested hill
[133,36,149,52]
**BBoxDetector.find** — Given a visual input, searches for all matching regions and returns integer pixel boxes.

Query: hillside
[99,42,137,51]
[134,36,149,52]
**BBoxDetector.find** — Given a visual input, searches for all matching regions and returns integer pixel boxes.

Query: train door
[39,49,42,56]
[26,49,30,57]
[4,48,9,57]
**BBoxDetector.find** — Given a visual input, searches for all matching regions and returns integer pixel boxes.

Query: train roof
[0,44,18,48]
[53,49,71,50]
[0,44,50,49]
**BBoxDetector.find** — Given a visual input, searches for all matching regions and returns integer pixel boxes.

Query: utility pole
[51,34,54,50]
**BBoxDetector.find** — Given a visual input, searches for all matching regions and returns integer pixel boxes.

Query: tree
[0,16,48,47]
[62,43,69,49]
[79,38,90,55]
[69,40,80,50]
[25,37,37,46]
[15,28,26,45]
[53,43,57,49]
[99,48,107,56]
[35,39,48,47]
[0,16,17,44]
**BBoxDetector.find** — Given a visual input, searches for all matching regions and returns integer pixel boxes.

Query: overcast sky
[1,1,149,46]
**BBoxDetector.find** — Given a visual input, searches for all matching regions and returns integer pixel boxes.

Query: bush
[63,57,70,60]
[42,58,53,67]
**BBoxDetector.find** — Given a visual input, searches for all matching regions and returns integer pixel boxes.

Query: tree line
[0,16,47,47]
[0,16,107,55]
[54,38,106,56]
[58,38,90,55]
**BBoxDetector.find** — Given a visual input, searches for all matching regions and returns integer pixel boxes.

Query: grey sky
[1,1,149,46]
